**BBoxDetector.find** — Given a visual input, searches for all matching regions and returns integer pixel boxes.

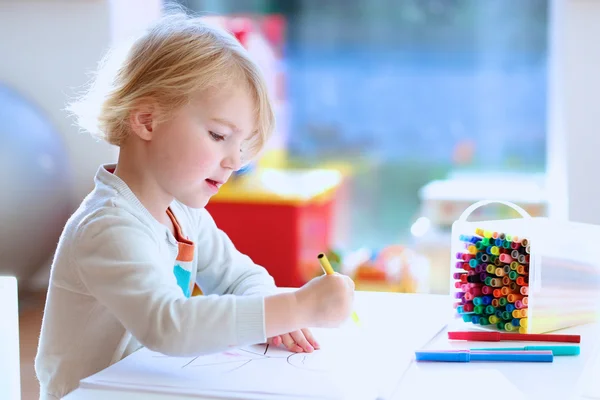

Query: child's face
[148,84,256,209]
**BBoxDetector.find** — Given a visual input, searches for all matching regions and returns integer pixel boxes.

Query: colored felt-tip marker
[415,350,553,363]
[448,331,581,343]
[470,345,580,356]
[317,253,361,326]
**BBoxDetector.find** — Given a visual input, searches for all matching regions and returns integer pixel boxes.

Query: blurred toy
[206,169,343,288]
[332,245,431,293]
[354,253,386,283]
[418,172,547,229]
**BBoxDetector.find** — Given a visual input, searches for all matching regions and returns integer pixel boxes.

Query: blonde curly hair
[68,10,274,161]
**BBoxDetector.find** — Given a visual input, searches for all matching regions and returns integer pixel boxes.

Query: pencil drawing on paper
[286,351,329,372]
[151,344,329,373]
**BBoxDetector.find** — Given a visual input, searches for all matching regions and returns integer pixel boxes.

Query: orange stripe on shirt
[191,283,203,297]
[166,208,195,262]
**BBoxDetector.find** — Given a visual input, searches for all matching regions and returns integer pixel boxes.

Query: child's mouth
[205,179,221,193]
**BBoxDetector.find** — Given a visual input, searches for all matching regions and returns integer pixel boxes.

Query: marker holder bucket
[450,200,600,334]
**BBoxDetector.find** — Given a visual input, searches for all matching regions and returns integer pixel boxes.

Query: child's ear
[129,102,157,141]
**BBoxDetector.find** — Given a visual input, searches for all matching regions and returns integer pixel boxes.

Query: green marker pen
[470,345,580,356]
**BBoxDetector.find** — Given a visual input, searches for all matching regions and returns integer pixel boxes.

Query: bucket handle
[458,200,532,222]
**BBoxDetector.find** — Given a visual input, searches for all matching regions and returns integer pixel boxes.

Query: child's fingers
[301,328,320,350]
[273,336,282,347]
[290,330,314,353]
[280,333,303,353]
[267,336,282,346]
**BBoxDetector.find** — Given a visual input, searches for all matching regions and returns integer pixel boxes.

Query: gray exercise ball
[0,84,73,285]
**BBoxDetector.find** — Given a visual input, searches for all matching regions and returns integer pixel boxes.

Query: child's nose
[221,149,242,171]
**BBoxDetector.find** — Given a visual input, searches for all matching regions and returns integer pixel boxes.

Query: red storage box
[205,169,343,288]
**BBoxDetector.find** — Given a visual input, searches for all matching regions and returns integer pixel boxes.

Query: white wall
[0,1,118,204]
[547,0,600,224]
[0,0,161,289]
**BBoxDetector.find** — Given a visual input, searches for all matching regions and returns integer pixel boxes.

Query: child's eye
[209,131,225,141]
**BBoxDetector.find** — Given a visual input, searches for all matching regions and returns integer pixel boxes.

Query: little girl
[35,10,355,400]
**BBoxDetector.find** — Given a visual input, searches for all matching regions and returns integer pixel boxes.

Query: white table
[395,319,600,400]
[63,291,599,400]
[0,276,21,400]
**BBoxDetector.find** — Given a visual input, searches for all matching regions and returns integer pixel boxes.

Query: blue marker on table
[415,350,553,363]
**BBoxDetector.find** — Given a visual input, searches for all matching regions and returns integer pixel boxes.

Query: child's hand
[267,328,320,353]
[295,273,355,328]
[263,275,354,342]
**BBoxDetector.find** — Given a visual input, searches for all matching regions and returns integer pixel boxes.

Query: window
[179,0,548,250]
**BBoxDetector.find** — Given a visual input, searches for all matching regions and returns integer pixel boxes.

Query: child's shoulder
[65,165,161,244]
[50,177,161,287]
[67,190,157,246]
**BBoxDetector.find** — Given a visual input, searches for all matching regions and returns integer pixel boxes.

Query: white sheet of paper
[82,324,378,400]
[396,368,527,400]
[580,344,600,399]
[80,295,450,400]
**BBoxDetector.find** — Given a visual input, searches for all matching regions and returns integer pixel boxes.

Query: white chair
[0,276,21,400]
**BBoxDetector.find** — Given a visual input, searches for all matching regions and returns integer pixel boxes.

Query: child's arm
[190,209,354,353]
[74,208,270,356]
[193,208,277,296]
[75,208,354,357]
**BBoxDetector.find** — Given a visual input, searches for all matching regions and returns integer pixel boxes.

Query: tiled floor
[19,290,46,400]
